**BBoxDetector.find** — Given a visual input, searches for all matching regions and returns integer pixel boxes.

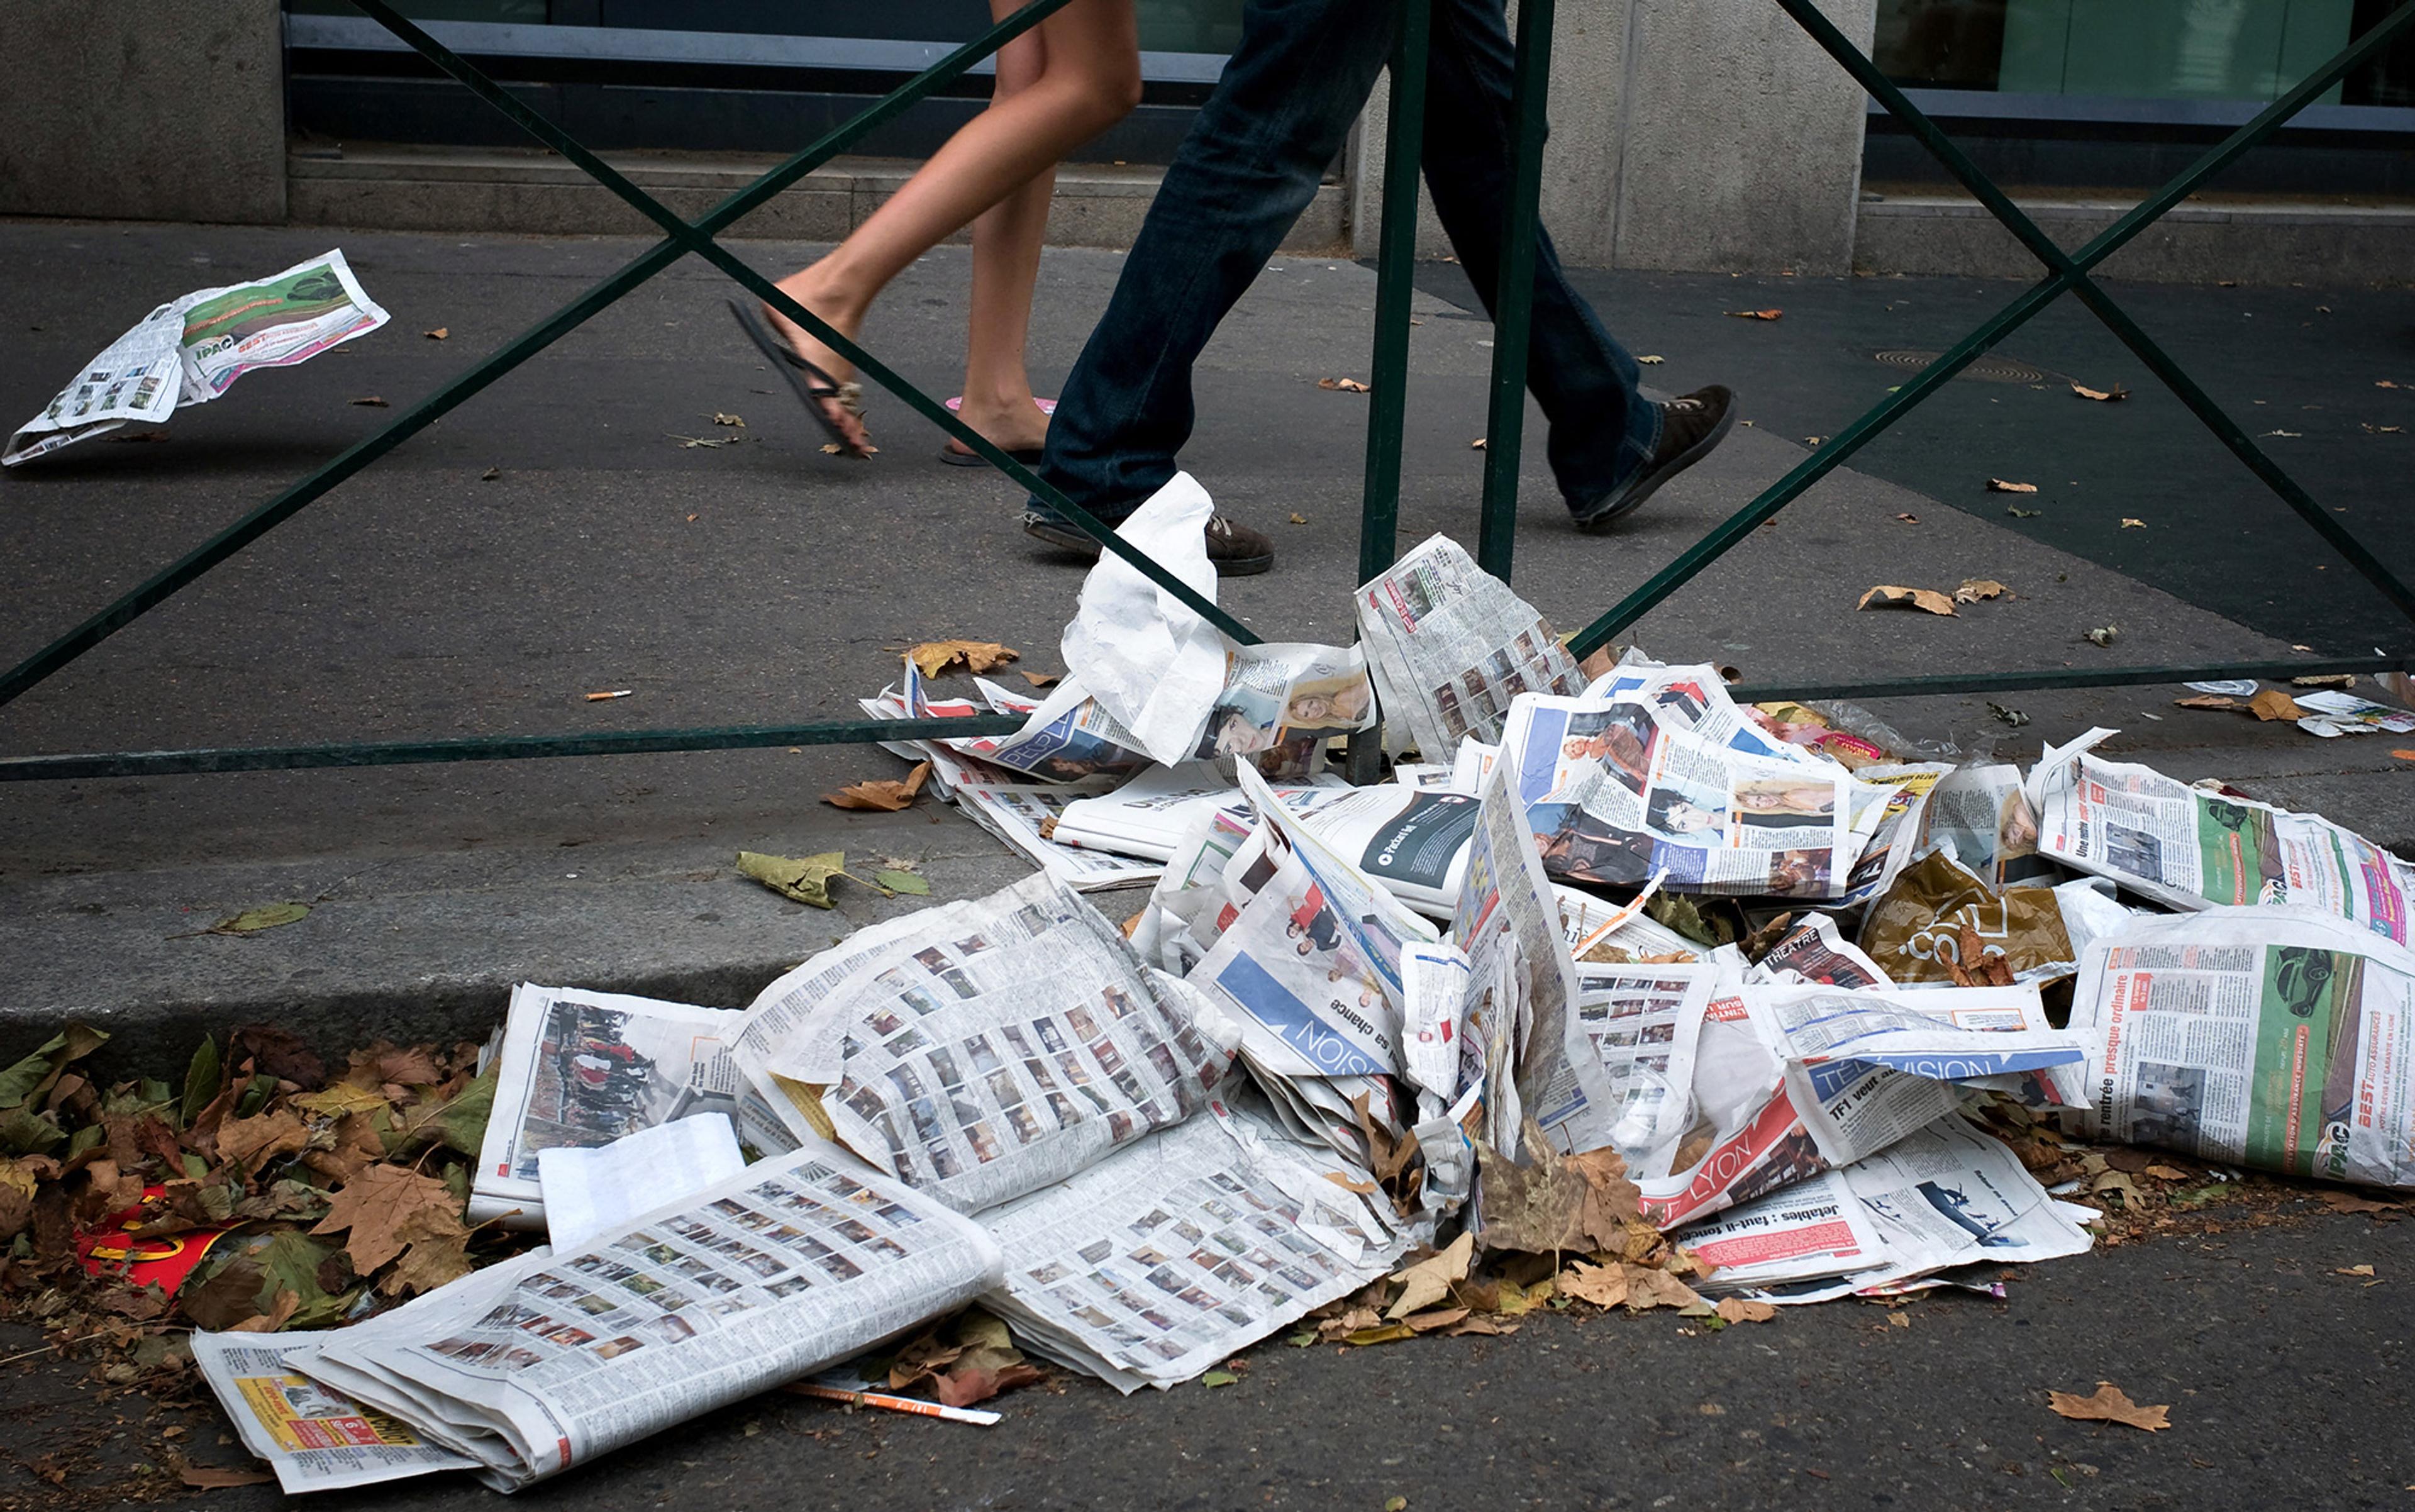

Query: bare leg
[957,0,1058,454]
[764,0,1138,422]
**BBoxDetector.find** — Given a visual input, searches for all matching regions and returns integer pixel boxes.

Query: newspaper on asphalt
[1497,682,1894,899]
[472,986,763,1230]
[191,1330,478,1494]
[1052,764,1353,864]
[2029,728,2415,940]
[536,1114,748,1252]
[731,872,1240,1215]
[5,249,389,465]
[1354,533,1586,756]
[858,677,1055,801]
[297,1144,1002,1491]
[2067,904,2415,1187]
[952,782,1165,890]
[978,1098,1406,1392]
[2292,689,2415,739]
[1680,1116,2092,1303]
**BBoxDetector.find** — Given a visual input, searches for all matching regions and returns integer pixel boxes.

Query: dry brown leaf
[2392,749,2415,762]
[1953,579,2010,604]
[216,1109,309,1169]
[824,762,931,812]
[1857,585,1958,617]
[1345,1322,1418,1346]
[2336,1263,2377,1277]
[1891,511,1919,524]
[225,1288,301,1334]
[907,640,1019,679]
[1473,1126,1641,1255]
[1019,670,1061,689]
[2249,688,2309,722]
[178,1462,277,1489]
[310,1164,465,1276]
[424,327,449,341]
[1444,1315,1517,1337]
[1557,1260,1628,1309]
[1387,1231,1476,1319]
[1724,309,1784,320]
[2121,517,2147,528]
[350,396,389,408]
[1714,1298,1777,1325]
[1638,354,1665,364]
[1288,513,1309,525]
[1985,478,2038,494]
[1621,1265,1704,1312]
[2047,1382,2170,1431]
[1469,437,1487,450]
[2289,674,2357,688]
[2070,382,2128,402]
[1404,1307,1470,1333]
[2321,1190,2403,1215]
[1316,377,1371,392]
[2175,695,2245,713]
[1887,1310,1911,1328]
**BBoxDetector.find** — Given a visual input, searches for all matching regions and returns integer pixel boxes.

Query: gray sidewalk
[0,222,2407,1068]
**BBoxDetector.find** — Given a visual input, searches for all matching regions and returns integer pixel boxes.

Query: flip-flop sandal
[947,396,1057,416]
[727,298,872,457]
[939,440,1046,469]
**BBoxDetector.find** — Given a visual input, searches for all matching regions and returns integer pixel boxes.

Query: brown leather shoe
[1022,510,1276,577]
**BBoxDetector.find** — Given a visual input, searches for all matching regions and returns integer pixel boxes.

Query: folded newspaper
[2029,728,2415,940]
[2067,904,2415,1187]
[472,985,772,1230]
[6,249,389,465]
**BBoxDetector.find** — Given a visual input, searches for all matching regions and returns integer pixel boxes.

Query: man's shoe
[1022,511,1276,577]
[1572,385,1737,532]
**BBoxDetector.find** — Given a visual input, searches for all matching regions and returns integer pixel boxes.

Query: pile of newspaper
[189,475,2415,1493]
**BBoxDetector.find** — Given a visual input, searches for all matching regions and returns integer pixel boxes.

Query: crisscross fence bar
[1556,0,2415,681]
[2,0,2409,786]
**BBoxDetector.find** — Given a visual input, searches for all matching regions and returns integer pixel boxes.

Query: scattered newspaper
[2029,728,2415,940]
[1556,962,1716,1179]
[1058,472,1230,764]
[537,1115,747,1252]
[979,1099,1404,1391]
[1355,533,1585,755]
[473,986,761,1230]
[191,1331,477,1494]
[6,249,389,465]
[2067,904,2415,1187]
[299,1145,1002,1491]
[2292,690,2415,739]
[1498,684,1889,899]
[1748,912,1892,989]
[1053,765,1353,864]
[1681,1116,2092,1303]
[731,872,1239,1215]
[953,782,1165,891]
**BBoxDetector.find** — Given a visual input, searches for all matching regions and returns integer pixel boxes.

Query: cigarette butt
[783,1382,1001,1426]
[584,689,633,702]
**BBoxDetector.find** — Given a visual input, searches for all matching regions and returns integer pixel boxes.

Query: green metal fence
[1,0,2409,785]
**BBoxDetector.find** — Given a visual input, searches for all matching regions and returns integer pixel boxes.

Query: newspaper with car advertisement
[2029,727,2415,942]
[6,249,389,465]
[2065,904,2415,1188]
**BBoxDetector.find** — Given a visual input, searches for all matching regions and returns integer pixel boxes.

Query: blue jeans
[1035,0,1660,526]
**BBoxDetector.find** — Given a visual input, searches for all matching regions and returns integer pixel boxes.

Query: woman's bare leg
[763,0,1138,421]
[957,0,1058,453]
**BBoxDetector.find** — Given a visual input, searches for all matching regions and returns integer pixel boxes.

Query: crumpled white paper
[1059,472,1230,766]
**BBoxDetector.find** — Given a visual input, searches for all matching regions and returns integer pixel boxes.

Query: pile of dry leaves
[0,1023,520,1376]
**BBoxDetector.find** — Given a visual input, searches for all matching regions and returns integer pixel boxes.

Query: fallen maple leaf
[738,850,847,910]
[907,640,1019,679]
[2248,688,2308,721]
[1316,377,1371,392]
[1621,1265,1704,1312]
[824,761,932,812]
[1987,478,2038,494]
[1858,585,1958,617]
[1387,1231,1475,1319]
[2048,1382,2170,1431]
[2320,1190,2402,1215]
[423,327,448,341]
[311,1164,465,1276]
[1474,1125,1642,1254]
[1714,1298,1777,1324]
[2071,381,2128,402]
[1557,1259,1627,1308]
[218,1108,310,1169]
[1289,513,1309,525]
[1724,309,1784,320]
[1953,578,2010,604]
[1019,670,1061,689]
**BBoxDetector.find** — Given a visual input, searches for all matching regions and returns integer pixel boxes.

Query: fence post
[1475,0,1554,582]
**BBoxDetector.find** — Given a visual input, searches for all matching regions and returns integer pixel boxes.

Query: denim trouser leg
[1420,0,1660,514]
[1036,0,1401,524]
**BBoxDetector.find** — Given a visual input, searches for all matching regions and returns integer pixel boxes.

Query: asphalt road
[4,1200,2407,1511]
